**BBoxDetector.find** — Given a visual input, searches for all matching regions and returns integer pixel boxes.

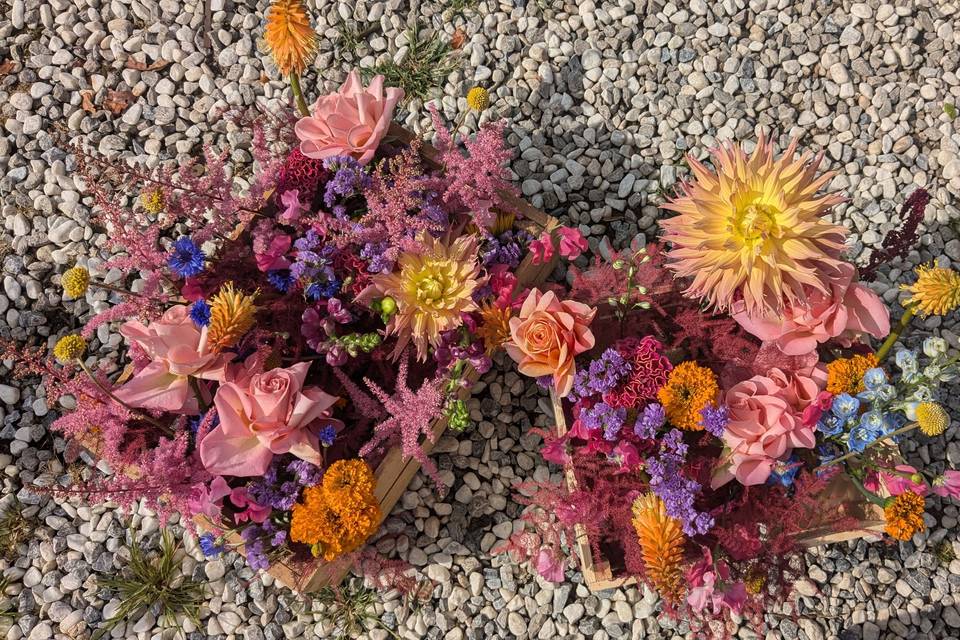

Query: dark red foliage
[860,188,931,281]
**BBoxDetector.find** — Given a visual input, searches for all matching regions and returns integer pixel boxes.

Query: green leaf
[946,103,958,120]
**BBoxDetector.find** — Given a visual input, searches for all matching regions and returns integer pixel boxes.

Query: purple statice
[286,458,324,486]
[570,348,632,402]
[248,457,323,512]
[419,192,449,230]
[361,241,394,273]
[645,428,713,536]
[699,403,729,438]
[579,402,627,441]
[634,403,666,439]
[240,526,271,571]
[481,230,531,268]
[322,156,370,208]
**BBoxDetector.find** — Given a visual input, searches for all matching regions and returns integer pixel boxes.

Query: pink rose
[199,362,342,477]
[114,305,232,413]
[720,367,824,486]
[294,71,404,165]
[733,263,890,356]
[504,289,596,398]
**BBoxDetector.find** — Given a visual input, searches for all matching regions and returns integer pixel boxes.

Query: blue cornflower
[267,269,296,293]
[306,278,341,300]
[168,237,205,277]
[198,532,223,557]
[862,368,887,390]
[831,393,860,419]
[319,425,337,447]
[190,299,211,327]
[817,414,845,437]
[768,456,801,487]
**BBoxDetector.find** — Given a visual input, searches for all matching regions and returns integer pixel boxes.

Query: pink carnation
[719,367,825,486]
[732,263,890,356]
[114,305,232,413]
[294,71,404,165]
[199,362,342,477]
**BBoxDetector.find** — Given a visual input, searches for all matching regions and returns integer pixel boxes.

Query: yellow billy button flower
[915,402,949,437]
[901,265,960,317]
[61,266,90,298]
[53,335,87,363]
[466,86,489,111]
[140,188,165,214]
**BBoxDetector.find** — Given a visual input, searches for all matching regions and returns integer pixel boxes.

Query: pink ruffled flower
[865,464,929,497]
[534,548,566,582]
[504,289,596,398]
[188,476,231,521]
[556,227,588,260]
[686,548,748,615]
[199,362,342,477]
[719,367,824,486]
[229,488,271,524]
[732,263,890,356]
[114,305,232,413]
[540,436,570,466]
[294,71,404,165]
[801,391,834,429]
[529,232,555,265]
[278,189,304,224]
[254,234,292,272]
[932,470,960,499]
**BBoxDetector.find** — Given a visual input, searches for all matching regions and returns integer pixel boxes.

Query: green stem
[290,72,309,117]
[813,421,919,472]
[848,474,888,507]
[876,305,917,363]
[189,376,211,412]
[91,281,141,298]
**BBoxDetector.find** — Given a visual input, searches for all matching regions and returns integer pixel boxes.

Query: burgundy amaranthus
[427,103,518,229]
[860,187,931,281]
[360,352,446,490]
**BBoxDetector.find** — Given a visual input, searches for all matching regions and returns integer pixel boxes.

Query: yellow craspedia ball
[466,86,489,111]
[916,402,949,436]
[141,188,165,214]
[53,335,87,363]
[61,266,90,298]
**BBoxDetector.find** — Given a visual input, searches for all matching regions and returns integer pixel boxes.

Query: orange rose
[505,289,596,397]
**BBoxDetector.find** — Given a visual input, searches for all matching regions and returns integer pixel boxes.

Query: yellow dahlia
[661,134,847,317]
[370,233,484,360]
[901,265,960,317]
[631,493,686,602]
[207,282,258,353]
[264,0,318,76]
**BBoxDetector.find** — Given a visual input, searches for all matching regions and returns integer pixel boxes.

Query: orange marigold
[631,493,686,602]
[884,491,927,541]
[290,459,382,561]
[656,361,718,431]
[826,353,878,395]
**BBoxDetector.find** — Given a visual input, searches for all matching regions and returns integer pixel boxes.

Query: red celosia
[276,147,328,204]
[603,336,673,408]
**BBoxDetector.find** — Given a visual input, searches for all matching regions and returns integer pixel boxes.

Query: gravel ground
[2,0,960,639]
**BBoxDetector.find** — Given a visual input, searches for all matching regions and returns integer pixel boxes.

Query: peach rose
[732,263,890,356]
[199,362,342,477]
[294,70,404,165]
[504,289,596,398]
[719,367,825,486]
[114,305,232,413]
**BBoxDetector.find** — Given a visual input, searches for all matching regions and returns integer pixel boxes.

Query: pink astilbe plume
[427,103,518,229]
[360,352,446,490]
[332,366,384,420]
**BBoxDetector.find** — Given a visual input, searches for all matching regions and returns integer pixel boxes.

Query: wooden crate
[548,389,888,592]
[87,124,560,592]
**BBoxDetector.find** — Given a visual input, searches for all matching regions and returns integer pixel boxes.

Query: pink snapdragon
[865,464,929,497]
[199,362,342,477]
[556,227,587,259]
[114,305,232,413]
[732,263,890,356]
[686,548,748,615]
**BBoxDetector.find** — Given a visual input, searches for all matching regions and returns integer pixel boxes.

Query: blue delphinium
[168,237,205,277]
[768,455,801,487]
[817,414,845,437]
[847,412,884,452]
[862,367,887,389]
[831,393,860,419]
[190,299,211,327]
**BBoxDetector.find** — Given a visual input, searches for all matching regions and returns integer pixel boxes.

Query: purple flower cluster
[291,230,341,300]
[699,403,729,438]
[248,457,323,512]
[434,330,492,375]
[322,156,370,208]
[645,428,714,536]
[481,230,530,268]
[633,403,666,439]
[361,241,394,273]
[240,521,286,571]
[580,402,627,441]
[570,348,632,402]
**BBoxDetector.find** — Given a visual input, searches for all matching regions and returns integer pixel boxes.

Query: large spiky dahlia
[368,234,485,361]
[660,135,848,317]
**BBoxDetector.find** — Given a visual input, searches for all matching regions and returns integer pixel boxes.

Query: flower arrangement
[12,2,568,582]
[497,136,953,635]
